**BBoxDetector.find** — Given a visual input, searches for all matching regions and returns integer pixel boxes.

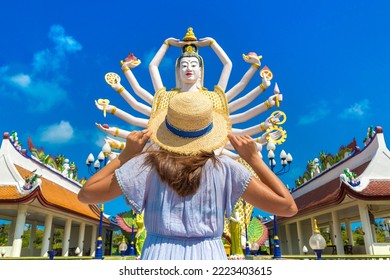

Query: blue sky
[1,0,390,218]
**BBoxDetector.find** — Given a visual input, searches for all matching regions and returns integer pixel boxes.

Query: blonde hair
[143,150,220,197]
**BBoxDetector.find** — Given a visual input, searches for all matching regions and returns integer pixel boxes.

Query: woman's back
[115,154,252,259]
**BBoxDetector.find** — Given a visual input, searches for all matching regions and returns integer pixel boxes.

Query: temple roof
[0,132,111,224]
[282,126,390,220]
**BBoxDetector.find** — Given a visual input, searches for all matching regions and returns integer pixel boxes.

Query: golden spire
[183,27,197,41]
[313,219,320,233]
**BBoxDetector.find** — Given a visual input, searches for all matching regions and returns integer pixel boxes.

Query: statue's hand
[120,53,141,70]
[96,123,114,134]
[256,131,271,145]
[261,75,271,89]
[242,52,262,65]
[267,94,283,107]
[197,37,215,47]
[104,136,126,151]
[94,100,114,113]
[121,59,141,70]
[265,112,282,126]
[165,37,184,47]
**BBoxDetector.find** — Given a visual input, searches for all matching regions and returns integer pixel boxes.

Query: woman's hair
[143,149,219,197]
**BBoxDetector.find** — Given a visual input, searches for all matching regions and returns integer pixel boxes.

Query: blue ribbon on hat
[165,117,213,138]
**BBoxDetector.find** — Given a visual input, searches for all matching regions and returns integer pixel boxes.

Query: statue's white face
[179,57,201,84]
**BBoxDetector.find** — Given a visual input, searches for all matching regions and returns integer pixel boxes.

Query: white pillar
[358,203,374,255]
[8,218,16,246]
[90,225,97,257]
[285,224,292,255]
[345,220,354,246]
[62,218,72,256]
[30,221,37,256]
[11,204,28,257]
[331,211,344,254]
[41,214,53,257]
[78,222,86,256]
[297,221,304,254]
[329,221,335,245]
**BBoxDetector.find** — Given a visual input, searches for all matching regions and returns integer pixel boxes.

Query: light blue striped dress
[115,154,252,260]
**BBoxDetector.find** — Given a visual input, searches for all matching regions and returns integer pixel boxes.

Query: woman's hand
[227,134,260,163]
[118,129,152,163]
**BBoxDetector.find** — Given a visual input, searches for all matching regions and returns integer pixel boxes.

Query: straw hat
[148,92,231,155]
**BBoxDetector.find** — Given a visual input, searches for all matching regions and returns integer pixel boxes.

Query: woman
[78,91,297,260]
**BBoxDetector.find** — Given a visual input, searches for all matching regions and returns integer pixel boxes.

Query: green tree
[354,227,365,245]
[0,224,10,246]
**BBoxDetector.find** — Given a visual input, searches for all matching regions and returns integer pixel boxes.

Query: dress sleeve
[223,156,253,218]
[114,154,151,213]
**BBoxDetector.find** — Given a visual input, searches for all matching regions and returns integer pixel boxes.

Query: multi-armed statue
[94,27,287,253]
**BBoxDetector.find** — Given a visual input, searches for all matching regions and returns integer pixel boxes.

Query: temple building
[268,126,390,256]
[0,132,117,257]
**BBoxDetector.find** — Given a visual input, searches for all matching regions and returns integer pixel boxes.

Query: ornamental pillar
[62,218,72,256]
[90,225,97,257]
[285,223,292,255]
[358,203,374,255]
[345,219,354,246]
[41,213,53,257]
[77,222,86,256]
[297,220,304,254]
[11,204,28,257]
[331,210,344,254]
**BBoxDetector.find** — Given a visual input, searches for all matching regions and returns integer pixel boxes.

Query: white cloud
[9,73,31,88]
[32,25,82,74]
[48,25,82,53]
[2,71,66,112]
[32,49,59,73]
[2,25,82,112]
[38,121,74,144]
[298,101,331,125]
[339,99,370,119]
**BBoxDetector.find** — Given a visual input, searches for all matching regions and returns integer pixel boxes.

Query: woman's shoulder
[121,153,150,172]
[217,155,252,174]
[217,155,240,166]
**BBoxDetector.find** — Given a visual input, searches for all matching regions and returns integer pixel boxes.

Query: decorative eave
[0,164,109,223]
[0,132,111,224]
[283,127,390,221]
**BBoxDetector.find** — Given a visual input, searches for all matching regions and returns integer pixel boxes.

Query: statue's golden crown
[183,45,197,54]
[182,27,197,41]
[181,27,198,54]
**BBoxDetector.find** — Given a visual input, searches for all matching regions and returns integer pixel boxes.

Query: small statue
[228,210,244,258]
[62,159,70,177]
[23,169,42,191]
[342,168,360,187]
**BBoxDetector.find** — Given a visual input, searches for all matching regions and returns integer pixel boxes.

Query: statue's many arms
[94,27,288,242]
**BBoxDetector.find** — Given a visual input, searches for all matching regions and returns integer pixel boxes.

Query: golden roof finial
[313,219,320,233]
[183,27,197,42]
